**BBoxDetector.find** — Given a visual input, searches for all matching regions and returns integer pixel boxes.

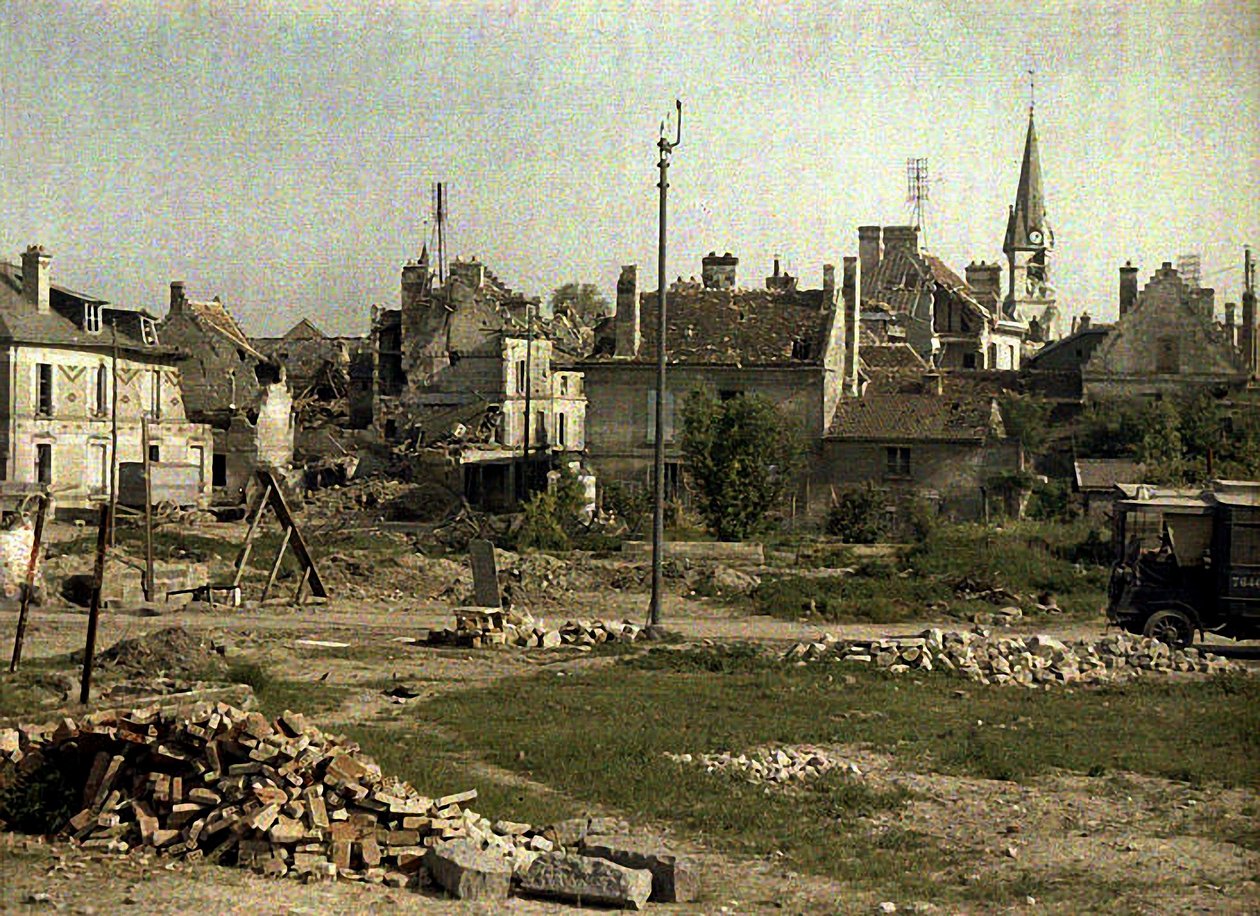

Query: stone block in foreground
[517,851,652,910]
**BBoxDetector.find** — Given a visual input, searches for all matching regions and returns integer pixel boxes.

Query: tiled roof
[597,285,832,365]
[827,391,1002,442]
[1075,458,1146,491]
[185,298,268,362]
[860,343,926,372]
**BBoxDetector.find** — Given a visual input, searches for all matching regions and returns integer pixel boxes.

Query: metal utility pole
[649,100,682,628]
[109,319,119,547]
[521,304,534,499]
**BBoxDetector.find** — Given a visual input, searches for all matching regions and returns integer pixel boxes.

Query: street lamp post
[649,100,681,628]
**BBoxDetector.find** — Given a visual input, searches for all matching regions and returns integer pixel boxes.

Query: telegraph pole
[521,304,534,499]
[649,100,682,628]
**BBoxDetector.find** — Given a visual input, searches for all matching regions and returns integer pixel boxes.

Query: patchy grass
[418,651,1258,903]
[0,674,53,721]
[749,571,973,625]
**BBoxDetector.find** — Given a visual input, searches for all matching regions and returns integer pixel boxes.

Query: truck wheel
[1142,609,1194,649]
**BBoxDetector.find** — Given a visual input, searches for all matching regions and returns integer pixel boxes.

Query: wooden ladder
[231,468,328,603]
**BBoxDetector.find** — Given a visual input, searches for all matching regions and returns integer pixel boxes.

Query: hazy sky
[3,1,1258,336]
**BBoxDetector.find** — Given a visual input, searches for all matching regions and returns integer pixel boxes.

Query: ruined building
[252,319,374,431]
[581,252,860,494]
[158,283,294,503]
[1080,260,1251,399]
[371,249,587,507]
[0,246,213,509]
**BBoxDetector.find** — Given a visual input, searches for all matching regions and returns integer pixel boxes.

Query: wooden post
[80,502,113,705]
[142,417,155,602]
[293,565,311,606]
[231,483,273,588]
[261,526,292,602]
[9,494,49,673]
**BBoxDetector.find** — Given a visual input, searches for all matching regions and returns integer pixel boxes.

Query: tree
[549,283,611,322]
[998,393,1050,454]
[680,390,805,541]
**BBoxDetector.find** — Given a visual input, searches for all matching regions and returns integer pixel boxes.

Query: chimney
[1242,246,1257,379]
[1225,302,1237,348]
[765,256,797,291]
[21,245,51,314]
[1119,261,1139,316]
[858,226,881,294]
[169,281,186,316]
[1078,312,1091,331]
[448,258,485,290]
[843,256,861,396]
[701,252,738,290]
[882,225,920,257]
[614,264,640,358]
[822,263,836,295]
[922,369,943,396]
[965,260,1002,299]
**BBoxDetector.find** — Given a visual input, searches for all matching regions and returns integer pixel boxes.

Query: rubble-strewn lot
[1,520,1257,914]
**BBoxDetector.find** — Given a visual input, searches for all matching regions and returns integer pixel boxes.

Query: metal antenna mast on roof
[431,182,448,284]
[906,157,929,244]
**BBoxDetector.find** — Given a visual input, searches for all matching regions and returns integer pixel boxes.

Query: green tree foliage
[511,468,587,551]
[1079,394,1260,485]
[680,390,805,541]
[825,485,886,544]
[998,393,1051,454]
[549,282,611,322]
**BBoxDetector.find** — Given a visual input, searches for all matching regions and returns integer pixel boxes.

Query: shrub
[826,485,886,544]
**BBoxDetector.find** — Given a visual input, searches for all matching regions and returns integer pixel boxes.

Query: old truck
[1107,480,1260,647]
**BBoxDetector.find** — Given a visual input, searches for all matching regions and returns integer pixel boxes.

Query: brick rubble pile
[0,700,693,907]
[664,745,860,785]
[783,629,1248,687]
[427,608,644,649]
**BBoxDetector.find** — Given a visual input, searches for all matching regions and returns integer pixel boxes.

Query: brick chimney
[882,225,920,257]
[858,226,881,294]
[614,264,640,358]
[701,252,738,290]
[965,261,1002,300]
[765,256,796,291]
[21,245,51,314]
[843,256,861,396]
[169,281,186,316]
[1119,261,1139,317]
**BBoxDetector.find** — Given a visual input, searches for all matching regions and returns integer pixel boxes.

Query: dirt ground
[1,521,1257,914]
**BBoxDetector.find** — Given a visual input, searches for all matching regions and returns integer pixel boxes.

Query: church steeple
[1004,109,1052,254]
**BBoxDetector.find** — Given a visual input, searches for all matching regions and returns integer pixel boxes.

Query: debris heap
[1,702,694,907]
[427,608,644,649]
[783,629,1248,687]
[664,745,859,785]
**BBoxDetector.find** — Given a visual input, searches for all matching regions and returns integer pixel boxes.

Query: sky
[2,1,1258,336]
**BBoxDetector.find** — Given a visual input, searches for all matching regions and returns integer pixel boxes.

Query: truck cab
[1108,480,1260,647]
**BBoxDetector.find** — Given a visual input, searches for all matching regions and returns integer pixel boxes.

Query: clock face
[1029,229,1044,246]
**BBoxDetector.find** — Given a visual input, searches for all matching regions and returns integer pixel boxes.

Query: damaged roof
[182,297,270,363]
[594,285,834,365]
[860,343,927,373]
[1075,458,1146,491]
[827,391,1004,442]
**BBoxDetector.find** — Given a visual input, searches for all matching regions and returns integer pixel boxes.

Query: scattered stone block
[518,852,653,911]
[424,838,512,901]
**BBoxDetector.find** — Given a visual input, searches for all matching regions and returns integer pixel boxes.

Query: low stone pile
[0,701,693,908]
[783,629,1248,687]
[426,607,644,650]
[664,744,859,786]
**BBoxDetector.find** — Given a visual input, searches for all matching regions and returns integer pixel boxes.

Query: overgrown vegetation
[999,392,1051,455]
[826,484,886,543]
[1078,392,1260,484]
[680,390,805,541]
[509,467,588,552]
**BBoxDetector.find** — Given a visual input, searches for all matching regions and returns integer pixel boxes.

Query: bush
[826,485,886,544]
[511,468,587,552]
[1026,478,1075,522]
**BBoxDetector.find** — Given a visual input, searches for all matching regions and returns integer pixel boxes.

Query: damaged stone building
[159,282,294,503]
[252,319,373,430]
[0,246,213,509]
[580,252,861,499]
[371,249,587,508]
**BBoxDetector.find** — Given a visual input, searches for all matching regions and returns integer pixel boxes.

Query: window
[190,445,205,491]
[140,317,159,345]
[535,409,547,446]
[150,370,162,420]
[36,364,53,416]
[987,344,997,368]
[559,376,569,396]
[556,412,567,447]
[886,446,911,478]
[1156,336,1180,374]
[88,443,108,494]
[962,353,977,370]
[35,444,52,485]
[84,303,102,334]
[515,359,527,395]
[212,454,227,488]
[95,365,108,416]
[148,445,160,464]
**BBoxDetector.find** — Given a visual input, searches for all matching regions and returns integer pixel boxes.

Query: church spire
[1004,109,1050,254]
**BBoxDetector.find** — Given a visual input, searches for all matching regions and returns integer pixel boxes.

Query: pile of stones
[783,629,1248,687]
[664,745,859,785]
[0,701,693,908]
[426,608,644,650]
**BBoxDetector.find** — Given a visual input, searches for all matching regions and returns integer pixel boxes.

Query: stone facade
[1082,261,1248,399]
[0,246,213,510]
[158,282,295,503]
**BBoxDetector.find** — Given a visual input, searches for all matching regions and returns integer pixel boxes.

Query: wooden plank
[9,492,48,672]
[231,483,273,588]
[257,470,326,598]
[468,539,501,608]
[260,526,292,602]
[80,503,113,704]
